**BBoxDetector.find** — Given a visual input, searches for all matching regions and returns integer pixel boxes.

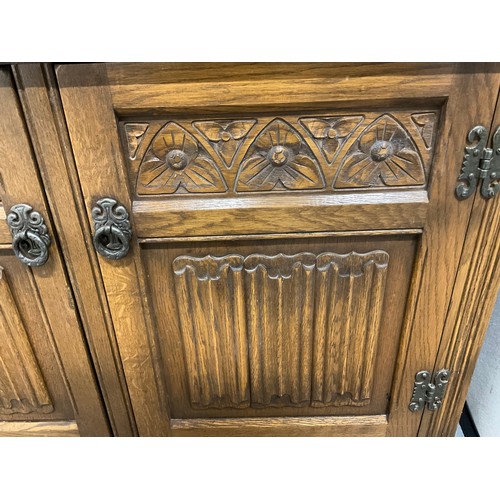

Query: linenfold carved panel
[0,267,54,415]
[122,110,438,196]
[173,251,389,410]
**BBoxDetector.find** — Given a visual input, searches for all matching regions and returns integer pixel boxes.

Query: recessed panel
[142,234,417,419]
[0,252,74,421]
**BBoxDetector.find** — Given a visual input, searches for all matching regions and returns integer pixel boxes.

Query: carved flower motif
[236,119,324,191]
[137,123,226,195]
[335,115,425,188]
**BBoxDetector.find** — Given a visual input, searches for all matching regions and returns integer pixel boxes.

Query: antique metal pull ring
[91,197,131,260]
[7,204,51,267]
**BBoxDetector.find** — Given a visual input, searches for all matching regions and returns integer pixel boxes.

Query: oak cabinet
[0,67,110,436]
[3,63,500,436]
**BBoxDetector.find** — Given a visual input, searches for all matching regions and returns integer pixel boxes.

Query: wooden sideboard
[1,63,499,436]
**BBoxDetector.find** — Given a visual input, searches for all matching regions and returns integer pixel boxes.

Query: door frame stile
[56,63,172,436]
[419,76,500,436]
[11,63,138,437]
[0,65,111,437]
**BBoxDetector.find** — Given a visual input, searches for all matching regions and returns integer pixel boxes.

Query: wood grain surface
[0,67,110,436]
[171,415,387,437]
[52,62,500,436]
[0,420,79,437]
[12,63,136,437]
[420,75,500,436]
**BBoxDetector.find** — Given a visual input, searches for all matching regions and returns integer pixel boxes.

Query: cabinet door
[0,67,109,437]
[57,63,500,436]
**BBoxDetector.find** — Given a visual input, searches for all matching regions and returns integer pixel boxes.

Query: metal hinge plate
[409,369,450,412]
[456,125,500,200]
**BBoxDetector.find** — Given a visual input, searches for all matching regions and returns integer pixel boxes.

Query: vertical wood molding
[311,252,389,406]
[387,65,500,436]
[420,79,500,435]
[12,63,136,436]
[173,255,249,409]
[56,63,171,436]
[1,66,110,436]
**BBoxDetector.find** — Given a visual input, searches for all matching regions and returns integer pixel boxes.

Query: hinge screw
[473,149,480,156]
[496,148,500,154]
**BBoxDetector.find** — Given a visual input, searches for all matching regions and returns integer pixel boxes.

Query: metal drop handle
[91,197,131,260]
[7,204,51,267]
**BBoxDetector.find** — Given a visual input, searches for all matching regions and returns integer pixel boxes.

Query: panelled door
[57,63,500,436]
[0,67,109,437]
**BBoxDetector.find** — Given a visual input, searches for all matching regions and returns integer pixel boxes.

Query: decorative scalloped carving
[137,122,227,195]
[335,114,425,188]
[235,119,325,192]
[0,267,54,415]
[124,123,149,159]
[172,251,389,409]
[193,120,256,169]
[300,116,364,164]
[411,112,437,149]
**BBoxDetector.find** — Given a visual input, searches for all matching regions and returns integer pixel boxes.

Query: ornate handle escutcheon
[91,198,131,260]
[7,204,51,267]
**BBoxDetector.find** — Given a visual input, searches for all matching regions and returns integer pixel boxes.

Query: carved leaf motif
[124,123,149,159]
[137,122,227,195]
[236,119,325,192]
[411,112,437,149]
[193,120,256,169]
[300,116,364,163]
[335,114,425,188]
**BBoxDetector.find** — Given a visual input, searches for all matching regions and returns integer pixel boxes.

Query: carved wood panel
[173,255,249,409]
[172,251,388,410]
[136,122,227,195]
[122,110,439,197]
[0,267,53,415]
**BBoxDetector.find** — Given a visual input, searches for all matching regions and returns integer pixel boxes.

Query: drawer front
[57,63,500,436]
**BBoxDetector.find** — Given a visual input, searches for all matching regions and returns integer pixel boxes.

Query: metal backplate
[7,204,51,267]
[409,369,450,412]
[91,197,132,260]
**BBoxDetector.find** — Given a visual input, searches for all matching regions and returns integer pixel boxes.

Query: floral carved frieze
[124,111,438,196]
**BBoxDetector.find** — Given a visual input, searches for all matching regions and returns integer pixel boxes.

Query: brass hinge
[456,125,500,200]
[408,369,450,413]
